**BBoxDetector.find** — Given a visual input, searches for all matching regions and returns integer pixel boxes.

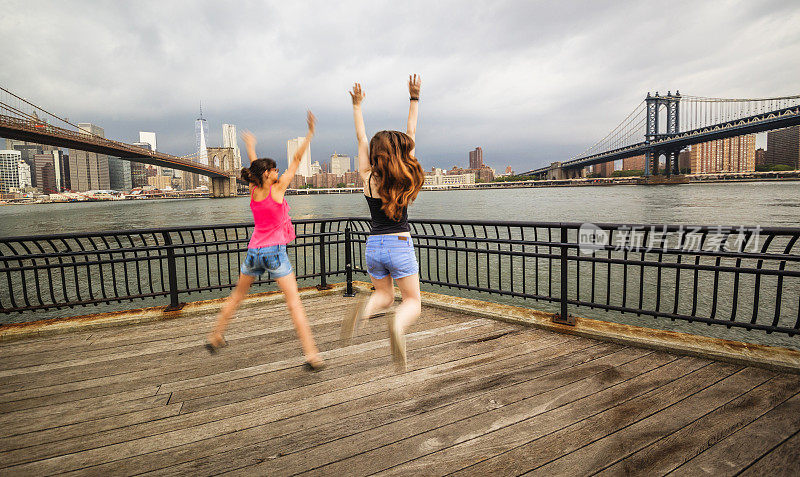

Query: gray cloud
[2,0,798,171]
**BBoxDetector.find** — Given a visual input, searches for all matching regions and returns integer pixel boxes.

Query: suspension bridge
[0,87,239,197]
[522,91,800,179]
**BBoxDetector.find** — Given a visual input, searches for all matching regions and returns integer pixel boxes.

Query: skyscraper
[287,137,311,177]
[33,153,57,193]
[330,153,351,176]
[0,150,23,194]
[766,125,800,169]
[108,157,133,191]
[71,123,110,191]
[130,142,151,188]
[195,106,209,186]
[222,124,243,170]
[690,134,755,174]
[469,147,484,169]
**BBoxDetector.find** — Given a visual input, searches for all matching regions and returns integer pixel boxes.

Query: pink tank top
[248,186,296,248]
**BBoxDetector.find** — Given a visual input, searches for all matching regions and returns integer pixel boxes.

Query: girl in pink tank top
[207,111,324,371]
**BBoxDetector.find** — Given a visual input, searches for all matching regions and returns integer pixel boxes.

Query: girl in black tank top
[341,76,423,372]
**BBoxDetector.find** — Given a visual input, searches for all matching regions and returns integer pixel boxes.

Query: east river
[2,181,799,237]
[1,182,799,348]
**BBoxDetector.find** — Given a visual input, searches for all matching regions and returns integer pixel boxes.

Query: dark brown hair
[368,130,424,221]
[241,158,277,187]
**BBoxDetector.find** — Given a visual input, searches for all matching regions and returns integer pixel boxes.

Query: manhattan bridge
[522,91,800,179]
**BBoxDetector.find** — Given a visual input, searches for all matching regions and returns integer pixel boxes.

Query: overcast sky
[2,0,799,172]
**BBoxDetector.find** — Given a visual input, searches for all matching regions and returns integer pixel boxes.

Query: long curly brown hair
[368,130,424,221]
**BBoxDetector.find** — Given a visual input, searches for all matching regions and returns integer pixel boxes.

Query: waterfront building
[287,137,312,178]
[0,150,23,194]
[330,153,350,176]
[595,160,616,176]
[108,157,133,191]
[33,153,57,193]
[71,123,110,191]
[310,172,341,188]
[469,147,484,169]
[678,150,691,172]
[690,134,755,174]
[130,142,151,188]
[18,159,32,189]
[147,175,172,190]
[11,143,42,187]
[222,124,243,170]
[755,148,767,166]
[766,125,800,169]
[425,170,475,186]
[52,150,68,191]
[289,174,307,189]
[447,165,495,182]
[343,171,364,188]
[621,155,645,172]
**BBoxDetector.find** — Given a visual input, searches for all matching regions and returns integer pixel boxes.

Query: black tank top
[365,173,410,235]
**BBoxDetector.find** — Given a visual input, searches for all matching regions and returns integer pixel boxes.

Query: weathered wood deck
[1,293,800,476]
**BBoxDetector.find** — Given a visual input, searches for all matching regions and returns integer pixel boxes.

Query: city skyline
[2,1,799,172]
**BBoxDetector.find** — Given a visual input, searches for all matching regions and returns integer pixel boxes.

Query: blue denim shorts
[240,245,293,279]
[365,235,419,280]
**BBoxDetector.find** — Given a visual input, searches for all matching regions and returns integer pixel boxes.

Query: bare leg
[275,272,322,366]
[209,273,256,347]
[394,274,422,332]
[364,274,395,318]
[341,274,394,341]
[389,274,422,371]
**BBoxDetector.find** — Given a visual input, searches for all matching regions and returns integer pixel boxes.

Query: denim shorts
[240,245,293,279]
[365,235,419,280]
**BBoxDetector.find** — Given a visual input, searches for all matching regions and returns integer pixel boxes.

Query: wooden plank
[181,344,647,477]
[0,392,168,439]
[373,357,720,476]
[123,335,588,476]
[0,299,351,366]
[737,430,800,477]
[171,324,530,413]
[0,295,341,358]
[0,403,183,464]
[0,322,535,474]
[455,367,774,476]
[0,311,466,410]
[0,305,466,394]
[594,374,800,475]
[47,334,602,476]
[669,391,800,476]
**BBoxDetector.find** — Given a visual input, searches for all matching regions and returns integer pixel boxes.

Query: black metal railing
[2,218,799,340]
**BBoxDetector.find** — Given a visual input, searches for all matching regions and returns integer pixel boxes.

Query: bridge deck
[1,294,799,476]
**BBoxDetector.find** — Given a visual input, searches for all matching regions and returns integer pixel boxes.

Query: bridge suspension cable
[570,100,647,160]
[678,93,800,133]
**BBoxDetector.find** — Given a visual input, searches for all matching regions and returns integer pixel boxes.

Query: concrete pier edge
[2,280,798,374]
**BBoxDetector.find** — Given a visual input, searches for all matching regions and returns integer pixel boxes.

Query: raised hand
[241,130,256,149]
[408,74,421,100]
[306,110,316,136]
[349,83,365,106]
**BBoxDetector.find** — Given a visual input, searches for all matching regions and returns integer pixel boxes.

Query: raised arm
[276,111,316,191]
[407,74,421,156]
[350,83,370,181]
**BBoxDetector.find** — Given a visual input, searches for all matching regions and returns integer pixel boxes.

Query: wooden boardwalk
[1,294,799,476]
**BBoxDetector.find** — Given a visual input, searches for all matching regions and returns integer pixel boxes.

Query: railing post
[317,221,331,290]
[553,225,575,325]
[344,225,355,297]
[161,231,183,311]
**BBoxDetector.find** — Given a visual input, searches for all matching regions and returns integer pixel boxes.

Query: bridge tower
[645,91,681,176]
[207,147,239,198]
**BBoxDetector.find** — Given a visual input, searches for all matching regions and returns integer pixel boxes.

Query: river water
[2,182,799,348]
